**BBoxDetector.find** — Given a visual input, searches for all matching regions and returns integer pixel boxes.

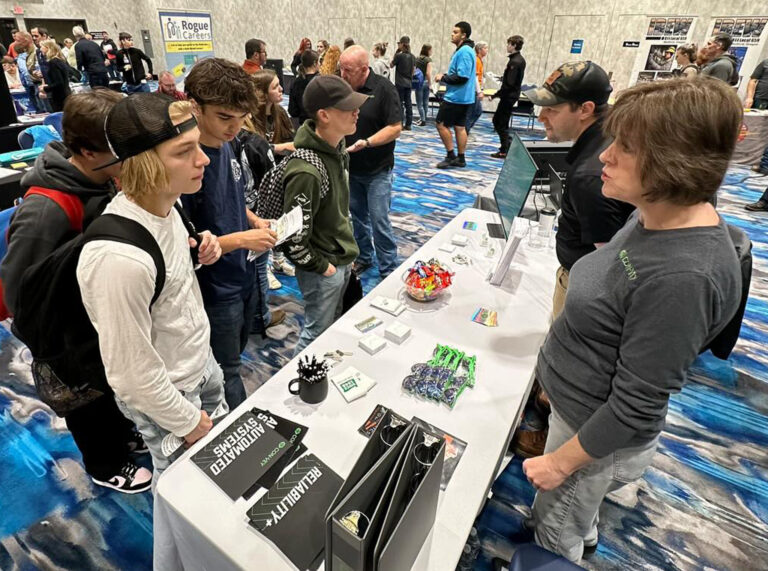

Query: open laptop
[548,163,564,210]
[488,132,539,239]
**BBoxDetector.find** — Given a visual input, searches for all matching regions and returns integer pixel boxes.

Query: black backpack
[256,148,330,220]
[12,203,198,416]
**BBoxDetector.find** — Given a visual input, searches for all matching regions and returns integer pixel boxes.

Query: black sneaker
[745,199,768,212]
[352,260,372,275]
[454,156,466,168]
[92,462,152,494]
[437,155,457,169]
[583,538,599,557]
[403,124,412,131]
[127,432,149,455]
[490,151,507,159]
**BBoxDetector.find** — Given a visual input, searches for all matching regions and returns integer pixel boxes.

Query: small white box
[359,334,387,355]
[438,243,456,253]
[451,234,469,247]
[371,296,407,316]
[384,322,411,344]
[331,366,377,402]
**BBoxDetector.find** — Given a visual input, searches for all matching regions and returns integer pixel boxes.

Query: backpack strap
[84,214,166,307]
[25,186,84,232]
[291,149,331,200]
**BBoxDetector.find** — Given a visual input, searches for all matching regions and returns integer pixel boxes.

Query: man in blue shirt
[183,58,279,409]
[434,21,476,169]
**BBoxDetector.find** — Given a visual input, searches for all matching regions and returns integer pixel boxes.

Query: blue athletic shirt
[444,44,477,104]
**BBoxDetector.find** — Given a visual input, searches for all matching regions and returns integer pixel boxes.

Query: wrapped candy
[403,258,454,302]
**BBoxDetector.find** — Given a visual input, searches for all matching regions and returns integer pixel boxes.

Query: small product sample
[384,322,412,344]
[401,344,477,408]
[359,334,387,355]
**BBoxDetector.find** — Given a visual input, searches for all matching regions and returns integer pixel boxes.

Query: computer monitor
[548,163,563,210]
[489,132,539,239]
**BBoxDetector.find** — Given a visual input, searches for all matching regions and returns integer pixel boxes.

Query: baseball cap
[303,75,370,117]
[95,93,197,170]
[523,61,612,107]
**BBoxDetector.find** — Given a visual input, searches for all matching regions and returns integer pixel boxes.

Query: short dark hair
[567,101,609,119]
[604,77,742,206]
[35,27,49,37]
[508,35,524,51]
[343,37,355,49]
[11,28,18,35]
[245,38,265,59]
[300,49,318,69]
[63,90,123,155]
[455,21,472,39]
[185,57,259,112]
[118,32,132,41]
[420,44,432,57]
[713,32,733,51]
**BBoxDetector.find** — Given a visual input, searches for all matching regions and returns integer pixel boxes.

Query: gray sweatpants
[531,407,658,562]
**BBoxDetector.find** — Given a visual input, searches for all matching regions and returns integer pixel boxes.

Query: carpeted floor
[0,111,766,571]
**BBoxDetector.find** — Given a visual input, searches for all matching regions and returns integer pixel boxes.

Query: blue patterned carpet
[0,112,766,570]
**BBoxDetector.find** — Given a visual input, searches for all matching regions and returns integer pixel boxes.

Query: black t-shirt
[345,70,402,174]
[555,120,635,271]
[751,59,768,101]
[392,51,415,88]
[289,72,318,125]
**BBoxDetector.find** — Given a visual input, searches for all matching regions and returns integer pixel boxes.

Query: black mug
[289,375,328,404]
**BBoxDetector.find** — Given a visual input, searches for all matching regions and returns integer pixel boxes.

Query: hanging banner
[158,10,214,87]
[706,16,768,95]
[630,16,697,86]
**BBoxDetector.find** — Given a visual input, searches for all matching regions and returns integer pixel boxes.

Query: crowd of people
[0,19,762,567]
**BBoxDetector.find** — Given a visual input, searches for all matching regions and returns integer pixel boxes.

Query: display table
[733,109,768,166]
[155,207,559,570]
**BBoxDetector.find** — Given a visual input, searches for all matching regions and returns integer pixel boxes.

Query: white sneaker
[267,267,282,290]
[92,462,152,494]
[272,255,296,277]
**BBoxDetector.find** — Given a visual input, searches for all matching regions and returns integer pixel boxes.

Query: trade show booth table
[733,109,768,166]
[155,207,558,570]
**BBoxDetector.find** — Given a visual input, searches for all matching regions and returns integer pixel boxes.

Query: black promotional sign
[191,411,289,500]
[247,454,343,570]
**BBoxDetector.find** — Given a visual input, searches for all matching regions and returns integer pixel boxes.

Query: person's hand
[478,92,485,100]
[347,139,368,153]
[251,216,271,230]
[190,230,221,265]
[105,59,111,66]
[745,97,753,109]
[323,263,337,277]
[242,228,277,253]
[434,73,443,83]
[274,142,296,154]
[39,89,47,99]
[522,453,570,492]
[184,410,213,445]
[146,73,152,80]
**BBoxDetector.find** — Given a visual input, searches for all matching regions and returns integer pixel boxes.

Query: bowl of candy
[403,258,454,302]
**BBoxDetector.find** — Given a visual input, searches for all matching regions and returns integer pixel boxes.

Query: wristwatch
[364,138,371,148]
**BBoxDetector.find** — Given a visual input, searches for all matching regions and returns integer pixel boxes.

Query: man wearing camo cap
[511,61,635,460]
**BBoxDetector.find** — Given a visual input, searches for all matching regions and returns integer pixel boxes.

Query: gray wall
[4,1,767,94]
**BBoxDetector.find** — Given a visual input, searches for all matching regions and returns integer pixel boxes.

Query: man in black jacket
[117,32,153,93]
[490,35,526,158]
[73,25,109,89]
[100,32,120,80]
[0,90,152,494]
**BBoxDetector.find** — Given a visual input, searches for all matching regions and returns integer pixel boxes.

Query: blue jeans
[294,264,351,355]
[349,169,399,276]
[415,84,430,122]
[205,281,261,409]
[24,84,40,113]
[466,94,483,133]
[531,407,658,562]
[250,250,272,335]
[122,82,151,94]
[397,85,413,127]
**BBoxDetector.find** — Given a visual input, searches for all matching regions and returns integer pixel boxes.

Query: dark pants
[205,282,259,409]
[88,72,109,89]
[397,85,413,127]
[757,99,768,172]
[493,98,516,153]
[250,251,272,335]
[65,393,136,479]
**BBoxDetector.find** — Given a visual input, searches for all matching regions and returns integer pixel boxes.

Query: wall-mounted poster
[645,17,694,41]
[158,10,215,87]
[644,44,676,71]
[631,16,698,86]
[706,16,768,95]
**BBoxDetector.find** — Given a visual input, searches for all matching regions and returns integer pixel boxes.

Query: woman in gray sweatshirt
[523,76,744,562]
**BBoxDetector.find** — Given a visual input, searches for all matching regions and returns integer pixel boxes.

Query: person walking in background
[27,27,52,112]
[744,57,768,183]
[434,21,476,169]
[100,32,120,80]
[490,35,526,159]
[317,39,329,65]
[391,36,415,130]
[116,32,153,94]
[39,40,71,112]
[16,33,40,112]
[243,39,267,74]
[289,50,320,126]
[62,38,77,68]
[414,44,433,126]
[74,26,109,89]
[675,43,699,78]
[466,41,488,134]
[371,42,389,79]
[320,45,341,76]
[291,38,311,76]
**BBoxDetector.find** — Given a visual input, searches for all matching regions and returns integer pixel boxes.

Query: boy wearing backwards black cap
[77,94,226,490]
[511,62,635,459]
[284,75,366,354]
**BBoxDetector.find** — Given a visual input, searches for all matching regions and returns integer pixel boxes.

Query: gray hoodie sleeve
[703,58,734,82]
[0,195,73,314]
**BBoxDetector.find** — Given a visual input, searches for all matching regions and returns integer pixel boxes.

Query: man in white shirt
[77,94,225,487]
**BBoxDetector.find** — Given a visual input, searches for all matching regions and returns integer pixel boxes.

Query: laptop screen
[492,133,539,239]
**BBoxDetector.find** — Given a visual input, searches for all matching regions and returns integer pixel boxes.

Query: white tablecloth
[155,207,558,570]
